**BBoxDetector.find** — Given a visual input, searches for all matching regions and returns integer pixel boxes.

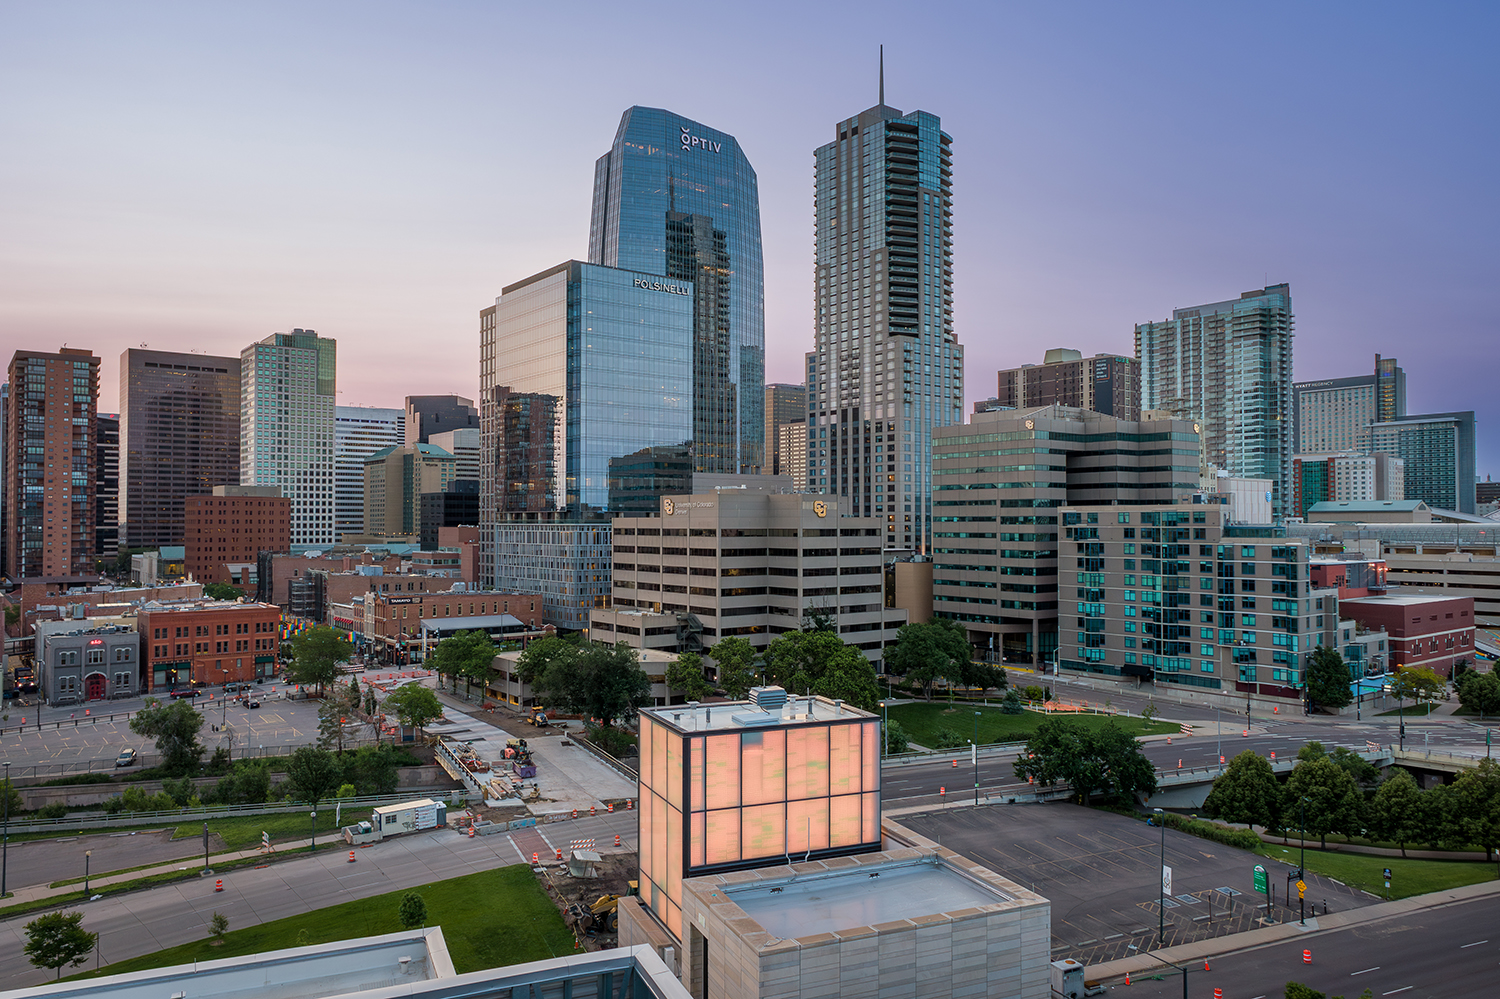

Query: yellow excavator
[567,882,638,934]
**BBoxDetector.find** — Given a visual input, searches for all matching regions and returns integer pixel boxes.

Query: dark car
[115,748,137,768]
[168,688,200,699]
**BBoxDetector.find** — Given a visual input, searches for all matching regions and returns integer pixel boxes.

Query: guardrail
[0,788,462,834]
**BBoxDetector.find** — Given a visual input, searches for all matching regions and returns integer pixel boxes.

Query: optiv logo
[681,126,721,154]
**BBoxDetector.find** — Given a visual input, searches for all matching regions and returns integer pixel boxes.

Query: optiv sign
[681,126,721,153]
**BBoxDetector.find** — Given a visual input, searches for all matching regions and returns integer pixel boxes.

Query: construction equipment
[566,882,638,934]
[526,706,551,727]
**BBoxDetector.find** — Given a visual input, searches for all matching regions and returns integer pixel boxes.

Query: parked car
[168,688,200,699]
[115,748,137,768]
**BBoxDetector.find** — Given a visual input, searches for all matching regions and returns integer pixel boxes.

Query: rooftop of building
[1309,500,1430,513]
[641,690,875,734]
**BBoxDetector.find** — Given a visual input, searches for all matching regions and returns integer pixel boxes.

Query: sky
[2,1,1497,475]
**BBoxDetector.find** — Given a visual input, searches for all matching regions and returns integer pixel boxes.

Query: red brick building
[185,486,291,593]
[138,598,282,691]
[1339,593,1475,678]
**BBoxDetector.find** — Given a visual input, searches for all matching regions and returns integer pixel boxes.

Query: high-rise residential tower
[118,349,241,551]
[4,347,100,578]
[1136,284,1294,518]
[764,383,806,476]
[239,330,337,548]
[1292,354,1406,454]
[589,106,765,474]
[806,92,961,552]
[334,405,405,539]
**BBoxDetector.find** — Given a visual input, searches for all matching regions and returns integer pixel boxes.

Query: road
[1111,891,1500,999]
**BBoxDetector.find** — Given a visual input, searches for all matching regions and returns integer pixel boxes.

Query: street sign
[1297,879,1306,899]
[1253,865,1267,892]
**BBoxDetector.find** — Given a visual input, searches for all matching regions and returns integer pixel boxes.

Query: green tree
[209,912,229,939]
[1013,719,1158,805]
[515,635,579,687]
[128,699,206,775]
[1389,665,1445,709]
[398,891,428,929]
[1456,669,1500,720]
[1203,751,1283,831]
[1370,768,1422,856]
[1452,758,1500,868]
[283,746,342,808]
[1283,757,1363,849]
[428,629,497,698]
[666,651,711,701]
[23,911,96,979]
[1305,645,1353,711]
[708,637,759,699]
[533,642,652,729]
[883,718,910,755]
[203,582,241,601]
[383,684,444,734]
[284,626,352,695]
[883,618,971,700]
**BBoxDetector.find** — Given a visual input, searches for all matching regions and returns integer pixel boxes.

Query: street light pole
[1154,807,1166,946]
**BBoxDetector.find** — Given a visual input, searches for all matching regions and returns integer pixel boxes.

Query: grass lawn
[1374,703,1440,717]
[887,703,1175,748]
[69,864,572,979]
[1254,844,1498,900]
[172,806,378,850]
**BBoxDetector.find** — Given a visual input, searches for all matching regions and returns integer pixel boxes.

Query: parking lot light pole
[1154,807,1165,946]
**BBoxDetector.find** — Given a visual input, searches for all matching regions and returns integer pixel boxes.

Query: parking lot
[899,802,1378,966]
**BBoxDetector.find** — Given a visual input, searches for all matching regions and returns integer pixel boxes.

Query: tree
[283,746,342,808]
[398,891,428,929]
[1389,665,1444,710]
[284,626,352,695]
[666,652,711,702]
[203,582,241,601]
[1013,719,1158,805]
[533,642,652,729]
[1305,645,1353,711]
[129,699,205,775]
[708,637,759,699]
[515,635,578,687]
[761,630,880,710]
[428,629,497,698]
[1283,757,1363,848]
[1203,751,1283,831]
[1370,769,1423,856]
[209,912,230,940]
[383,684,444,734]
[883,618,972,700]
[23,911,96,979]
[883,718,910,755]
[1452,758,1500,869]
[1456,669,1500,720]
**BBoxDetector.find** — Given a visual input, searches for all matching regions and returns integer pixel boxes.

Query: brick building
[138,598,282,691]
[184,485,292,592]
[1338,593,1476,678]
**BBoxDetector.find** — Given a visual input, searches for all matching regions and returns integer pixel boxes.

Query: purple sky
[3,2,1495,475]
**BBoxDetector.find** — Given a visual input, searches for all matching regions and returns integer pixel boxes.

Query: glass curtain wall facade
[807,102,961,553]
[589,107,765,475]
[240,330,337,548]
[335,406,405,538]
[119,349,240,550]
[1136,284,1293,519]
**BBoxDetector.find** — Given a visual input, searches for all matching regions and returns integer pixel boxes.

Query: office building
[1291,452,1404,518]
[1369,411,1477,514]
[335,405,405,538]
[5,347,101,579]
[184,485,292,592]
[363,444,457,540]
[590,106,765,474]
[806,94,961,552]
[95,412,118,560]
[994,349,1139,421]
[139,596,282,690]
[1292,354,1406,454]
[764,383,806,475]
[427,428,480,485]
[1136,284,1294,518]
[118,348,241,551]
[239,329,337,547]
[403,394,478,447]
[591,491,904,662]
[931,405,1200,666]
[1059,502,1333,701]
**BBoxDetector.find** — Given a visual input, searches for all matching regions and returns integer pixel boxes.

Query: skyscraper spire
[879,44,884,106]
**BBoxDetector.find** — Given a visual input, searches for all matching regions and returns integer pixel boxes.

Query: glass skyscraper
[806,100,961,553]
[589,107,764,475]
